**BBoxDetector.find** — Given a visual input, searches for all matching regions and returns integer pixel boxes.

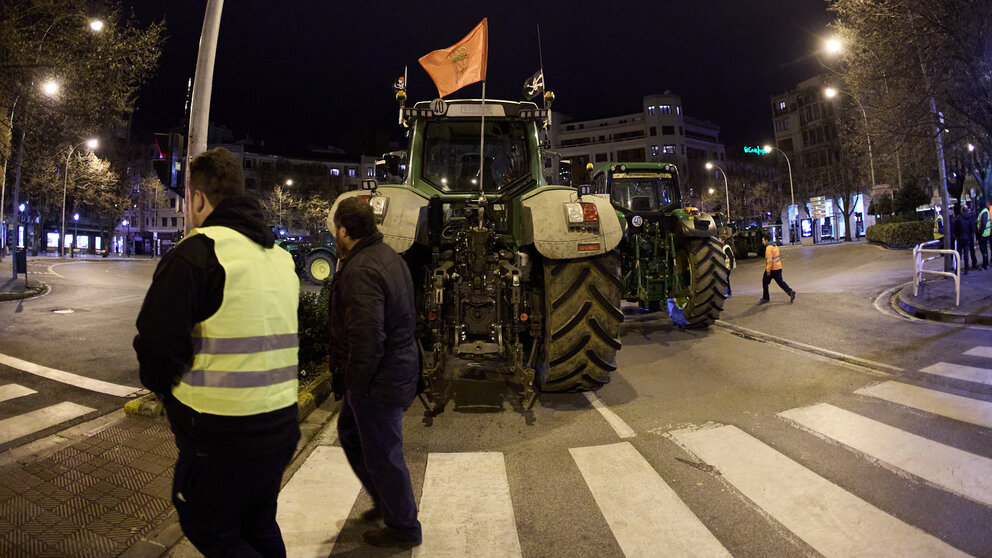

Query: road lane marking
[0,353,141,397]
[570,442,730,557]
[414,452,522,558]
[779,403,992,508]
[668,424,968,557]
[919,362,992,387]
[0,402,96,445]
[964,346,992,359]
[856,381,992,429]
[0,384,37,403]
[277,446,363,558]
[584,391,636,438]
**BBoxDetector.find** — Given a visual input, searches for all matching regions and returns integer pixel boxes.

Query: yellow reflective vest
[172,226,300,416]
[980,208,991,238]
[765,244,782,272]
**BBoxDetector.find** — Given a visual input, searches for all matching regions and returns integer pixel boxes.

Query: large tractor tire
[306,251,336,285]
[541,252,624,392]
[668,237,729,329]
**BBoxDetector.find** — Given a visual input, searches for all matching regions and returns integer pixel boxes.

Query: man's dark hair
[334,197,377,239]
[189,147,244,205]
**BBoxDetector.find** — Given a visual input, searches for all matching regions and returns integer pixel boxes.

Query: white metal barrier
[913,240,960,306]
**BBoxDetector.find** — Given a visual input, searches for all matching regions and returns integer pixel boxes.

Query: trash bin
[14,248,26,274]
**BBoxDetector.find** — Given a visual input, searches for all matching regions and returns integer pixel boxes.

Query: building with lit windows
[549,93,726,195]
[769,75,874,243]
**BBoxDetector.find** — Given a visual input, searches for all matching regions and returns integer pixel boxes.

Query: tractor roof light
[685,207,700,216]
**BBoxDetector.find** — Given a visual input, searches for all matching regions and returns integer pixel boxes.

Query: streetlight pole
[72,212,78,258]
[763,144,796,243]
[825,87,877,191]
[705,162,730,220]
[61,139,98,258]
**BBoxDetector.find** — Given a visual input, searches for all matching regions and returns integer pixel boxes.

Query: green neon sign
[744,146,765,154]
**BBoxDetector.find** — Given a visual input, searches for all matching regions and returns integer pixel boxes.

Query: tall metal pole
[767,145,796,242]
[61,144,76,258]
[183,0,224,233]
[709,162,731,220]
[10,129,24,278]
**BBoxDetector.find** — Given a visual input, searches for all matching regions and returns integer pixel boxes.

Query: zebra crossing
[0,382,97,447]
[278,346,992,557]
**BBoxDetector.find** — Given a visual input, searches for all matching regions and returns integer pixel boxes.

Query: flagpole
[479,81,486,195]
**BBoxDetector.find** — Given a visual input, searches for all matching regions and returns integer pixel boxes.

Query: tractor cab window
[609,175,677,212]
[421,119,531,192]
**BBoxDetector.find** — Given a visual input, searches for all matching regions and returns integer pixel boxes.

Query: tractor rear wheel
[668,237,729,328]
[541,252,624,392]
[306,252,336,285]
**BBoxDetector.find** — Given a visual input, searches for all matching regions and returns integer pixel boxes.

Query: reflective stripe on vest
[981,208,991,237]
[766,245,782,270]
[172,226,301,416]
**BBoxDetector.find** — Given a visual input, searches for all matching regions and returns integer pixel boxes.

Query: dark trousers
[762,269,792,300]
[338,391,422,541]
[979,236,989,268]
[956,237,977,269]
[172,440,295,558]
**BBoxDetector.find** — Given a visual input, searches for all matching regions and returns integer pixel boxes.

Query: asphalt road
[3,244,992,556]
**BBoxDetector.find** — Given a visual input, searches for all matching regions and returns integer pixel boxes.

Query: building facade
[770,75,873,243]
[549,93,726,196]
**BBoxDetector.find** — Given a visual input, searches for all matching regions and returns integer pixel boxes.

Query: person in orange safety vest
[758,235,796,304]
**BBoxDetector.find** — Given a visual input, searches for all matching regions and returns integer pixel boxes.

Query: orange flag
[418,18,488,98]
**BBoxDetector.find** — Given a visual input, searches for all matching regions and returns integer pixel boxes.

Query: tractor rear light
[520,312,528,321]
[428,311,437,321]
[581,202,599,222]
[358,195,371,203]
[564,202,584,224]
[685,206,700,216]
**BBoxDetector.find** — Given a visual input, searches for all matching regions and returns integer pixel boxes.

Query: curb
[0,281,50,302]
[895,288,992,326]
[123,371,334,420]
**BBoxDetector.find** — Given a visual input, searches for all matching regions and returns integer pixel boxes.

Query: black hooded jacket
[133,195,300,457]
[328,232,420,407]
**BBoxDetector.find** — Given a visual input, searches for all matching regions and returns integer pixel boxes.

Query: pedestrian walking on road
[757,235,795,305]
[134,147,301,557]
[977,200,990,270]
[327,197,423,549]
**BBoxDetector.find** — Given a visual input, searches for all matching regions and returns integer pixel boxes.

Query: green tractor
[590,162,729,328]
[272,226,338,285]
[329,94,626,402]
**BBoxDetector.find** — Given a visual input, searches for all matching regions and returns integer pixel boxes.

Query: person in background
[327,197,422,549]
[953,203,977,274]
[976,199,990,271]
[757,234,796,305]
[134,147,301,557]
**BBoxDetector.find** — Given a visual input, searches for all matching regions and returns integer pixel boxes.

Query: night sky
[123,1,832,156]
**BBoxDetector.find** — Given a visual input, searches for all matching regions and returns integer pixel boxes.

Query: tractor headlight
[564,202,584,224]
[564,201,600,228]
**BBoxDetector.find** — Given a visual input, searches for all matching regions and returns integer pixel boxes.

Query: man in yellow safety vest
[134,147,300,556]
[758,234,796,305]
[978,201,990,270]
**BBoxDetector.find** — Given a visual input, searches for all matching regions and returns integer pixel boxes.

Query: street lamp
[41,80,59,97]
[278,178,293,226]
[824,86,877,191]
[61,139,98,257]
[89,19,104,32]
[122,219,130,256]
[824,37,843,56]
[705,162,731,220]
[71,213,79,258]
[763,144,797,242]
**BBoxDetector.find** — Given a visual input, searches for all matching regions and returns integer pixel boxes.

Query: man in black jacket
[134,147,301,557]
[328,197,422,548]
[954,203,978,273]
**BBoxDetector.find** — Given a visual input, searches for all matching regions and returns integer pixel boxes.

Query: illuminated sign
[744,146,765,154]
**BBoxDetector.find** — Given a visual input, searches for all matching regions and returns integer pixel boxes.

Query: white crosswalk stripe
[857,381,992,429]
[919,362,992,386]
[780,403,992,508]
[963,346,992,359]
[669,424,968,557]
[278,446,363,558]
[0,383,37,403]
[0,401,96,445]
[570,442,729,557]
[414,452,522,558]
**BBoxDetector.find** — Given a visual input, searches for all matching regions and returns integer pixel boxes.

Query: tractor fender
[307,246,336,259]
[674,210,719,239]
[521,189,622,259]
[327,187,427,255]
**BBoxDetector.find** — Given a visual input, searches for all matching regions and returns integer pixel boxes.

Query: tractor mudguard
[327,187,427,255]
[674,210,719,239]
[521,189,622,259]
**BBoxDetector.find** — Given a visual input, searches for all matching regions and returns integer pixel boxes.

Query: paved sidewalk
[0,276,47,302]
[896,266,992,325]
